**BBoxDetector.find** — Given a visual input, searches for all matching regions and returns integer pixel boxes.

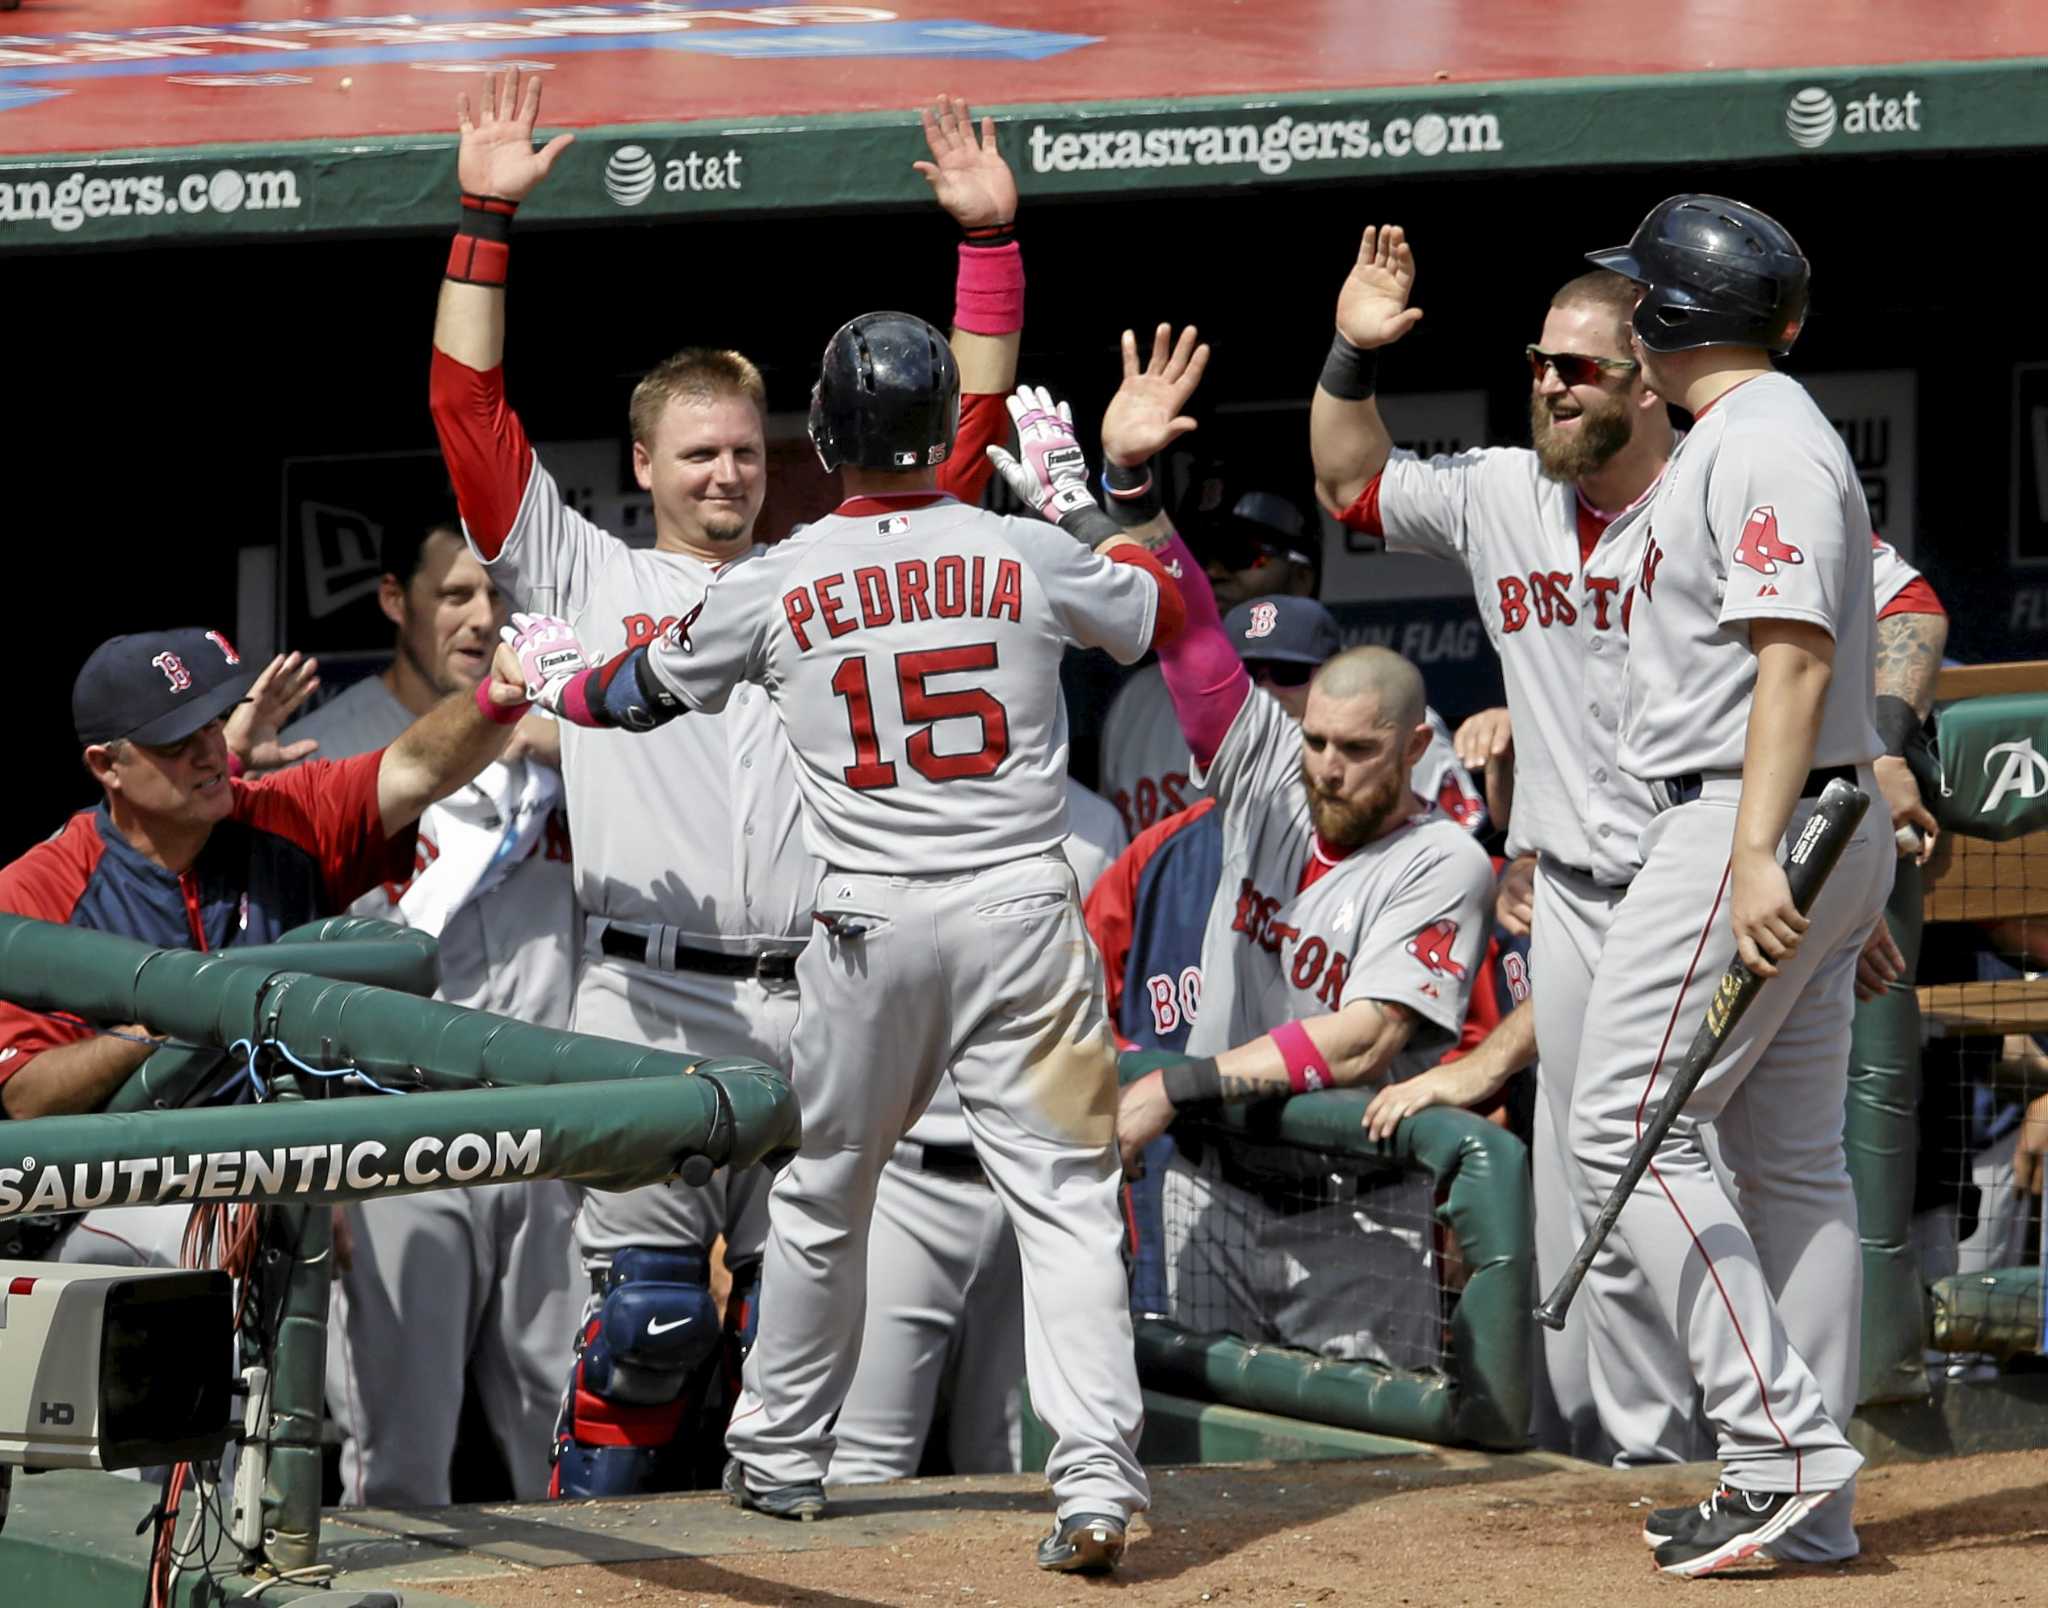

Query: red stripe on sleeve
[1108,544,1186,648]
[1338,472,1385,537]
[936,392,1006,505]
[430,349,536,560]
[1879,575,1945,620]
[232,752,418,912]
[0,816,102,1087]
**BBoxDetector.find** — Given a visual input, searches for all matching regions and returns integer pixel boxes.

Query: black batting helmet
[1587,195,1809,355]
[809,312,960,473]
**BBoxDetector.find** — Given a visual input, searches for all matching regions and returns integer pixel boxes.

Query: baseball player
[502,333,1184,1573]
[828,799,1124,1488]
[1311,227,1947,1484]
[428,74,1029,1494]
[1094,326,1494,1365]
[280,519,581,1506]
[1569,196,1893,1575]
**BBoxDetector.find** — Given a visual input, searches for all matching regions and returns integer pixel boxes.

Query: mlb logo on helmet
[1245,601,1280,639]
[1733,505,1804,576]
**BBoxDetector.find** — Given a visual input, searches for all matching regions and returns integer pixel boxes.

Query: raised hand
[913,95,1017,231]
[1099,323,1210,469]
[225,651,321,772]
[1335,225,1423,350]
[457,68,575,203]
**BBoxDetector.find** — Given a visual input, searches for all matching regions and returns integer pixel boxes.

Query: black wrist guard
[962,220,1017,249]
[1056,502,1122,548]
[1319,333,1378,401]
[1102,459,1163,528]
[1873,694,1921,758]
[1161,1057,1224,1110]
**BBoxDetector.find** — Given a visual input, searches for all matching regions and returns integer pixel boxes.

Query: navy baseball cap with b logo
[72,628,258,748]
[1223,596,1342,666]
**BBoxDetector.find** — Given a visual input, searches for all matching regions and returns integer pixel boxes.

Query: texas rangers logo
[1405,918,1467,980]
[1245,601,1280,639]
[152,651,193,692]
[1733,505,1804,576]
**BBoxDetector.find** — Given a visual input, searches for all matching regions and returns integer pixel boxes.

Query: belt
[897,1140,989,1187]
[1659,764,1860,808]
[598,922,799,983]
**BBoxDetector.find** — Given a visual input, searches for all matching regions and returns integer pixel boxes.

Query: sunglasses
[1246,659,1316,689]
[1525,345,1640,388]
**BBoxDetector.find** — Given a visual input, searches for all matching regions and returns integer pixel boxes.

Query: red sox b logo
[1245,601,1279,639]
[1405,917,1467,980]
[152,651,193,692]
[1733,505,1804,576]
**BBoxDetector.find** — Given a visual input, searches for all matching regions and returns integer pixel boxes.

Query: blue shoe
[721,1456,825,1522]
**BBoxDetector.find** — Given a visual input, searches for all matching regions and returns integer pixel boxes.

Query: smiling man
[0,625,524,1127]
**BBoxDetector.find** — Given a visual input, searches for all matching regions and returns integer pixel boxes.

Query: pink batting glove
[500,611,589,710]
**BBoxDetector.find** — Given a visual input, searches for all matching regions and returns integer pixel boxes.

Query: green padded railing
[1120,1050,1532,1450]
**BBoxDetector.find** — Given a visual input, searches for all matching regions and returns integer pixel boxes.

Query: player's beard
[1301,759,1407,851]
[1531,390,1632,481]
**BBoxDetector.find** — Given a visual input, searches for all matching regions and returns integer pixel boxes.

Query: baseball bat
[1534,776,1871,1331]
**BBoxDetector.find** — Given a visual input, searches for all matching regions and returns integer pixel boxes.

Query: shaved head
[1308,646,1426,731]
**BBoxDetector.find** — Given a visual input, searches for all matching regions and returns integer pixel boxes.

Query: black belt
[599,923,799,983]
[902,1141,989,1186]
[1661,764,1859,808]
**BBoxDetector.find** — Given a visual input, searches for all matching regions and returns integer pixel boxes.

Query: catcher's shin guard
[549,1247,722,1497]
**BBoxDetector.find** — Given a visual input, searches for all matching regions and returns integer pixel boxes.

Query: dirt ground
[434,1448,2046,1608]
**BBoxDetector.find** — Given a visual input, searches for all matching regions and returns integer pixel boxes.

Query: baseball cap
[1223,596,1342,667]
[72,628,258,748]
[1183,488,1317,575]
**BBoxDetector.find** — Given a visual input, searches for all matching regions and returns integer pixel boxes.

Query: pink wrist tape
[954,241,1024,335]
[1272,1019,1333,1094]
[476,677,530,726]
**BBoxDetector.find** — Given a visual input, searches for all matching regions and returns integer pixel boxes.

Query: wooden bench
[1915,660,2048,1035]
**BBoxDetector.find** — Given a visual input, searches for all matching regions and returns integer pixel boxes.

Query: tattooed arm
[1873,607,1948,862]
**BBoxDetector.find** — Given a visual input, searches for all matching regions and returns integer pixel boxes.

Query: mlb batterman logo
[604,146,658,208]
[1405,918,1467,980]
[1245,601,1280,639]
[1733,505,1804,576]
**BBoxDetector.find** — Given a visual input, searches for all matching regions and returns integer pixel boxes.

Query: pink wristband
[226,750,245,779]
[1271,1019,1333,1094]
[954,240,1024,336]
[476,677,530,726]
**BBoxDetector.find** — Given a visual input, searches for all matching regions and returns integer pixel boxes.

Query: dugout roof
[1,1,2043,252]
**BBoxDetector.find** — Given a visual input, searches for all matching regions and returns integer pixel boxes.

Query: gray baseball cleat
[721,1456,826,1522]
[1034,1510,1127,1573]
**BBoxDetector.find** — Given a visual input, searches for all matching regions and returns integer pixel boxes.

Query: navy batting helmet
[809,312,960,473]
[1587,195,1809,355]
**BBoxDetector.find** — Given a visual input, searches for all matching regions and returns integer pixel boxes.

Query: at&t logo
[1784,86,1924,150]
[604,146,658,207]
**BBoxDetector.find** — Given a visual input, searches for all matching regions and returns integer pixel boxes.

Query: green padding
[0,1070,796,1214]
[1847,858,1929,1405]
[1927,693,2048,839]
[1930,1267,2045,1360]
[1116,1050,1532,1448]
[0,912,729,1091]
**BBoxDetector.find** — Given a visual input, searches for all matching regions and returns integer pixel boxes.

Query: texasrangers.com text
[0,166,302,235]
[1028,110,1503,178]
[0,1128,543,1216]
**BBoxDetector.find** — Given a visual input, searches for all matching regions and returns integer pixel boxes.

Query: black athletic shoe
[1651,1486,1828,1577]
[721,1456,826,1522]
[1034,1511,1127,1573]
[1640,1486,1726,1547]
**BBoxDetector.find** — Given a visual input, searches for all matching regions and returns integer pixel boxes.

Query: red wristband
[1271,1019,1333,1094]
[476,677,530,725]
[447,192,516,287]
[954,240,1024,336]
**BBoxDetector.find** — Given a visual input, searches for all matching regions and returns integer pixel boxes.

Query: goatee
[1302,761,1405,850]
[1531,392,1632,481]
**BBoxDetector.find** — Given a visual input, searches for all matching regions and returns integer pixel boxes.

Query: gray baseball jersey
[283,672,581,1506]
[1183,687,1493,1065]
[642,498,1158,869]
[1619,373,1881,779]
